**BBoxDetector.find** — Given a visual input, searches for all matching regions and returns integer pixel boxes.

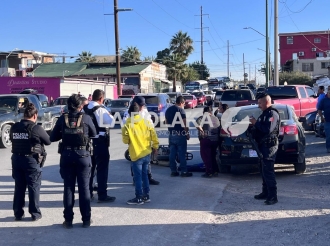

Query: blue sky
[1,0,328,84]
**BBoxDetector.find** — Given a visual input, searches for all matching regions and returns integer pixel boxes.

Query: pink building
[279,30,330,76]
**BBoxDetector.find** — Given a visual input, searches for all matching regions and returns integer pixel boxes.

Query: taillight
[158,104,162,111]
[280,125,298,135]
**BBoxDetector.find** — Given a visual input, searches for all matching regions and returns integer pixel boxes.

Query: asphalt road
[0,107,233,246]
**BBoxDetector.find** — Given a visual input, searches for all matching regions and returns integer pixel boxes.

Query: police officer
[50,94,96,228]
[84,89,116,203]
[250,92,280,205]
[11,103,51,221]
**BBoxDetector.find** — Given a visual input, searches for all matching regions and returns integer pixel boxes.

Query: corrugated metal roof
[33,62,88,77]
[33,62,150,77]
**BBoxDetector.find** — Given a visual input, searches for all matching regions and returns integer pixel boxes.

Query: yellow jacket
[122,114,159,162]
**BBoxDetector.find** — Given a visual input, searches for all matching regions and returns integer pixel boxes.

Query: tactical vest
[11,122,40,155]
[256,107,280,145]
[83,104,107,134]
[62,113,88,147]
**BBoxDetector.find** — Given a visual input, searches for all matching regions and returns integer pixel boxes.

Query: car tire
[0,124,12,149]
[124,149,131,161]
[294,158,306,174]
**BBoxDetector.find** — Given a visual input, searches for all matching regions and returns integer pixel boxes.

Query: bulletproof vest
[256,107,280,143]
[11,122,36,154]
[62,113,88,147]
[83,104,107,134]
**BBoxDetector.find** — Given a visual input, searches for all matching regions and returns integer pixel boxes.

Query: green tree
[170,30,194,59]
[143,56,155,62]
[165,54,187,92]
[75,51,96,62]
[155,48,171,64]
[190,61,210,80]
[181,66,200,84]
[279,71,313,86]
[121,46,141,62]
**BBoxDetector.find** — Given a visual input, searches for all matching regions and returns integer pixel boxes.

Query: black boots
[264,196,278,205]
[254,187,278,205]
[254,192,268,200]
[148,173,160,185]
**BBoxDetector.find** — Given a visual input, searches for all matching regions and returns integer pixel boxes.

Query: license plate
[249,149,258,157]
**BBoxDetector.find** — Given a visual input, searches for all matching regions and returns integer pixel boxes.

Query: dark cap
[133,96,146,106]
[256,92,268,99]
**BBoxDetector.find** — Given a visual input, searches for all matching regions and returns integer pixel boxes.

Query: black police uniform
[50,111,96,223]
[10,119,51,220]
[254,106,280,204]
[83,104,114,202]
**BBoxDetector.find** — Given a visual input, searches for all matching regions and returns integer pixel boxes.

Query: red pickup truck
[236,85,317,119]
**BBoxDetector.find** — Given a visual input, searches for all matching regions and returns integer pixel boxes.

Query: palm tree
[122,46,141,62]
[75,51,96,62]
[170,31,194,59]
[165,54,187,92]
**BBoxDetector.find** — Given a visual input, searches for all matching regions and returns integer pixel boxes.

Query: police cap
[256,91,268,100]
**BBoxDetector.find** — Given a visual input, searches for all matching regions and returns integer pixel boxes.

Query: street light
[243,27,270,86]
[6,48,18,69]
[105,1,132,97]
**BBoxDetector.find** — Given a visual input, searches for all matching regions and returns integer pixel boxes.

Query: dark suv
[137,93,172,125]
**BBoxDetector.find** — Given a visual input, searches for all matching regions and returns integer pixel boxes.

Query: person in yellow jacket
[122,97,159,205]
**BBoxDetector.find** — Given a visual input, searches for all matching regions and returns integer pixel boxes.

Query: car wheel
[294,158,306,174]
[124,149,131,161]
[0,124,12,148]
[216,153,231,173]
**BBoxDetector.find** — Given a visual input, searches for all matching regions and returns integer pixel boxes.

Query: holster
[58,141,63,154]
[32,145,47,167]
[87,140,93,155]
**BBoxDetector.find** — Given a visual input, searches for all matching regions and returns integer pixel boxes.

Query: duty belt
[64,146,86,150]
[14,153,33,157]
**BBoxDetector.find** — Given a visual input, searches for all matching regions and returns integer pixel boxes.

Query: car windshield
[257,88,265,92]
[110,100,129,107]
[54,98,68,105]
[221,91,252,101]
[167,94,177,99]
[0,98,18,111]
[266,86,297,99]
[233,107,289,122]
[142,96,159,105]
[183,96,193,100]
[192,92,203,97]
[215,91,223,95]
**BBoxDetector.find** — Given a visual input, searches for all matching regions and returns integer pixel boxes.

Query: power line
[150,0,194,29]
[284,0,314,14]
[207,16,226,45]
[134,10,171,36]
[173,0,195,14]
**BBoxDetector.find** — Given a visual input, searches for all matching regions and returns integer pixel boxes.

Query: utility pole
[266,0,269,87]
[243,53,246,84]
[255,64,257,84]
[227,40,230,78]
[114,0,121,96]
[274,0,279,86]
[249,64,251,82]
[195,6,208,79]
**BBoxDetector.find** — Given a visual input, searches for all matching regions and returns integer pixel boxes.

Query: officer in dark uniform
[84,89,116,203]
[50,94,96,229]
[11,103,51,221]
[250,92,280,205]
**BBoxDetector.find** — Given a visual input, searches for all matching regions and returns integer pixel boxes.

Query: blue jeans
[169,135,187,173]
[324,122,330,150]
[131,155,150,198]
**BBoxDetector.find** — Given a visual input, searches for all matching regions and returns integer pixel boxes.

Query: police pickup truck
[0,94,62,148]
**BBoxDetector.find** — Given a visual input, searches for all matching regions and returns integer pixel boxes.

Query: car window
[221,91,237,101]
[215,91,223,96]
[234,106,289,122]
[54,97,68,105]
[266,86,298,99]
[237,91,252,100]
[29,95,41,109]
[0,97,18,111]
[142,96,159,105]
[298,87,307,98]
[192,92,203,97]
[110,100,129,107]
[305,87,315,97]
[183,96,193,100]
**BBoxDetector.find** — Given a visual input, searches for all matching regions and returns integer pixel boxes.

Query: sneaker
[97,196,116,203]
[181,172,193,177]
[62,221,73,229]
[254,192,268,200]
[82,220,93,228]
[143,195,151,203]
[32,215,42,221]
[171,171,180,177]
[264,197,278,205]
[127,197,144,205]
[201,173,213,178]
[15,214,25,221]
[149,178,160,185]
